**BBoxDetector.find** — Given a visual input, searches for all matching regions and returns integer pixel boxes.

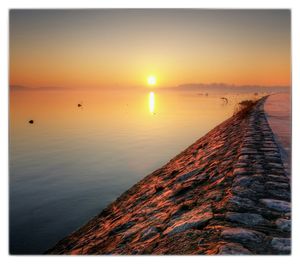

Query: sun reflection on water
[149,91,155,114]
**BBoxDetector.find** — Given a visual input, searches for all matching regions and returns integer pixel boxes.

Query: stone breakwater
[47,97,291,255]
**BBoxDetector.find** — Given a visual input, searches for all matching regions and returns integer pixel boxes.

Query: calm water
[9,89,255,254]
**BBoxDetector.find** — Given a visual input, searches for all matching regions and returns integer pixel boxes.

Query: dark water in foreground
[10,89,256,254]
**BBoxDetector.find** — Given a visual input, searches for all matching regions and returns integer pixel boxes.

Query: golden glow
[147,76,157,86]
[149,92,155,114]
[9,11,291,88]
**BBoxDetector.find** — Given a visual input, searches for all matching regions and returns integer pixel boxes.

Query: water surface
[10,89,255,254]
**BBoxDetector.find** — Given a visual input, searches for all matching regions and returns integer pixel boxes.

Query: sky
[9,9,291,89]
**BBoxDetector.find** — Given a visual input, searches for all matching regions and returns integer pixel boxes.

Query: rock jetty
[47,97,291,255]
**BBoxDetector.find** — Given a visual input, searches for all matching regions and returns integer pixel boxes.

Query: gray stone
[271,237,291,254]
[260,199,291,213]
[275,218,291,232]
[267,175,289,183]
[232,186,259,199]
[240,148,257,155]
[267,189,290,200]
[268,162,284,169]
[233,176,254,187]
[221,228,265,244]
[218,242,252,255]
[227,196,255,211]
[226,212,267,226]
[266,181,289,189]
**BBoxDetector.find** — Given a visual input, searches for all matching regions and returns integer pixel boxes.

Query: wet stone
[260,199,291,213]
[218,242,252,255]
[275,218,291,232]
[226,212,267,226]
[221,228,265,244]
[271,238,291,254]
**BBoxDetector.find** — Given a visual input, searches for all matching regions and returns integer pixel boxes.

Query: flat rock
[226,212,267,226]
[218,242,252,255]
[265,181,289,189]
[260,199,291,213]
[221,228,265,244]
[176,168,205,182]
[233,167,249,176]
[163,206,213,236]
[227,196,255,211]
[275,218,291,232]
[271,237,291,254]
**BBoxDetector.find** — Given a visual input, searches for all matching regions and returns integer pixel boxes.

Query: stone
[268,162,284,169]
[140,227,160,241]
[240,148,257,155]
[221,228,265,244]
[267,175,289,183]
[275,218,291,232]
[238,155,249,162]
[227,196,255,211]
[163,206,213,236]
[218,242,252,255]
[226,212,267,226]
[271,238,291,254]
[267,189,290,200]
[265,181,289,189]
[233,167,249,176]
[260,199,290,213]
[233,176,254,187]
[232,186,259,199]
[176,168,205,182]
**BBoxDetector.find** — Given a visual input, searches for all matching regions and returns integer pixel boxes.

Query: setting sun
[147,76,157,86]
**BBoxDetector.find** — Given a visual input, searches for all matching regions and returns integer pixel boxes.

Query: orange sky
[10,10,291,88]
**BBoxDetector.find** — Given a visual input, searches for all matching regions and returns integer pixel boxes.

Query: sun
[147,75,157,86]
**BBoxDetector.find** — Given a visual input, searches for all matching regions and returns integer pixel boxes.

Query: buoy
[29,120,34,124]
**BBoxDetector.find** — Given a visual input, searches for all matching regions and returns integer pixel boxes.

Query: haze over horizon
[10,9,291,89]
